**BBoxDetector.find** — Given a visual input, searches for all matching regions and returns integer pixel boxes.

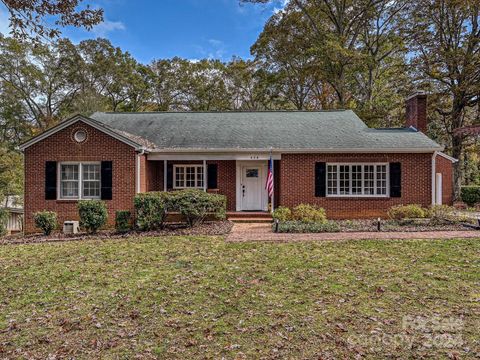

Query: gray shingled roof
[90,110,442,151]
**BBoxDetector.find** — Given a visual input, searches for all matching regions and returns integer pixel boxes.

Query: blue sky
[0,0,287,64]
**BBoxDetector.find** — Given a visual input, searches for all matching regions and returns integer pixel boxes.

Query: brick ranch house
[20,93,456,233]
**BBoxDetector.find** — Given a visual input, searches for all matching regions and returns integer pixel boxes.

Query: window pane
[246,169,258,178]
[197,166,204,187]
[376,165,387,195]
[327,165,337,195]
[352,165,362,194]
[175,167,185,187]
[83,181,100,197]
[61,181,79,198]
[83,164,100,180]
[186,167,195,187]
[364,165,375,195]
[61,164,79,180]
[339,165,350,195]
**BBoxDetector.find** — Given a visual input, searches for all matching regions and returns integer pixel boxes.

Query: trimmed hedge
[134,192,169,230]
[33,211,57,235]
[272,206,292,222]
[388,204,427,220]
[134,190,227,229]
[115,210,131,233]
[275,220,340,233]
[461,186,480,207]
[78,200,108,233]
[292,204,327,223]
[168,189,226,227]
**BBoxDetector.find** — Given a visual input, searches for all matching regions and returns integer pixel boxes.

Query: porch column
[163,160,167,192]
[203,160,207,192]
[271,159,274,212]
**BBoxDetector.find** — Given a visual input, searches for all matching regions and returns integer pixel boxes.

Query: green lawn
[0,236,479,359]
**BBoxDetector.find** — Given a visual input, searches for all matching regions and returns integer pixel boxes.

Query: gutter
[148,147,444,154]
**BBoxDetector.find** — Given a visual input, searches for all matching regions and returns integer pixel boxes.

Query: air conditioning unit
[63,221,80,235]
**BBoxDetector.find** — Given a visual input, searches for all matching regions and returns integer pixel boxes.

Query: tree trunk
[451,134,463,202]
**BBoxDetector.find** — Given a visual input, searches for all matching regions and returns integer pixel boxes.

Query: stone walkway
[226,223,480,242]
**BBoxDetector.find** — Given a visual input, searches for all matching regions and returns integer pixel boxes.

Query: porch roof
[90,110,442,153]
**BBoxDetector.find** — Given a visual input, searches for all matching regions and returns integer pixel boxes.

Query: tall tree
[408,0,480,198]
[0,36,82,129]
[1,0,103,40]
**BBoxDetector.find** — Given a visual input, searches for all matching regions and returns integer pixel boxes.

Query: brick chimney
[405,92,427,133]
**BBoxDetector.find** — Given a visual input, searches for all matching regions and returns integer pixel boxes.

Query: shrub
[292,204,327,223]
[387,204,427,220]
[272,206,292,222]
[115,210,131,233]
[78,200,108,233]
[0,208,8,236]
[275,220,340,233]
[461,186,480,207]
[134,192,169,230]
[428,205,455,225]
[168,189,226,227]
[33,211,57,235]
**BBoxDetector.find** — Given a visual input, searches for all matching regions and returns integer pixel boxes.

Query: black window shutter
[101,161,113,200]
[315,162,326,197]
[45,161,57,200]
[166,163,173,190]
[390,162,402,198]
[207,164,218,189]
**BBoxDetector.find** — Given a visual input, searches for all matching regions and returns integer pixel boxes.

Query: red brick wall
[24,120,137,233]
[279,153,434,219]
[145,160,237,211]
[435,155,454,205]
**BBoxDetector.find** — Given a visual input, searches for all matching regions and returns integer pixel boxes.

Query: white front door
[241,165,263,210]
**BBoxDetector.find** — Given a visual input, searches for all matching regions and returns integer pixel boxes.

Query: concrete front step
[227,211,273,223]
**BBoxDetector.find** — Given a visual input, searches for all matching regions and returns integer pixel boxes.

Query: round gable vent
[73,129,87,143]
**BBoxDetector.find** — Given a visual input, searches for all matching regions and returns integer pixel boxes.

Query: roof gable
[19,114,148,151]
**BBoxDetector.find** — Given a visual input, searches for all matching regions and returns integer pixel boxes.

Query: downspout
[431,151,437,206]
[136,149,145,194]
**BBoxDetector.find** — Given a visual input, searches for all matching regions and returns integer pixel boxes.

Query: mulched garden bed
[0,221,234,246]
[336,219,476,232]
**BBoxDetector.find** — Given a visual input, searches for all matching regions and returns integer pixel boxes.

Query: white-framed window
[326,163,389,197]
[59,162,101,200]
[174,165,204,189]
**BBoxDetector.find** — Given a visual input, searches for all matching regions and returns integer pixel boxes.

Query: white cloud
[91,19,125,37]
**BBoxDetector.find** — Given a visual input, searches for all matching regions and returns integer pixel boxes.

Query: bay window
[59,163,101,199]
[327,163,389,197]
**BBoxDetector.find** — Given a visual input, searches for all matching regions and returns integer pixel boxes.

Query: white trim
[203,160,207,192]
[437,151,458,163]
[236,160,268,212]
[148,147,442,155]
[172,164,205,189]
[148,153,282,161]
[19,114,146,151]
[435,173,443,205]
[325,163,390,198]
[163,160,167,192]
[57,162,101,200]
[431,151,437,206]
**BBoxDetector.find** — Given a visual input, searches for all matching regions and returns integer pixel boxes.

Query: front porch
[140,154,280,212]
